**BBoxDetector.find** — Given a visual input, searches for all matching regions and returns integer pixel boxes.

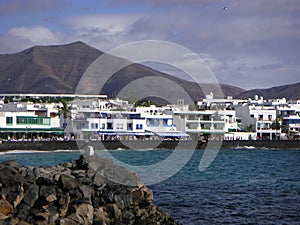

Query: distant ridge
[0,41,252,102]
[236,82,300,100]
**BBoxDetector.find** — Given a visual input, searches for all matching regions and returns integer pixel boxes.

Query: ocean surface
[0,148,299,225]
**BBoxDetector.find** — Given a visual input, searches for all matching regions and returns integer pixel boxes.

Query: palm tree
[57,100,72,129]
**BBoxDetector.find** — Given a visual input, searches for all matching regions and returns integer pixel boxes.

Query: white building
[0,103,63,140]
[71,104,188,140]
[236,104,280,140]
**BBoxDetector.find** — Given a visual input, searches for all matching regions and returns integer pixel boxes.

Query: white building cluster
[0,93,299,141]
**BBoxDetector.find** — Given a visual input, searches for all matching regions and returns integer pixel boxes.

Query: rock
[13,185,25,208]
[93,173,106,187]
[132,188,144,205]
[0,213,10,221]
[36,176,53,186]
[121,210,135,223]
[142,186,153,202]
[58,174,79,190]
[78,184,93,202]
[19,221,31,225]
[74,156,89,170]
[46,193,57,203]
[71,170,86,179]
[16,203,30,222]
[20,166,36,184]
[23,184,39,207]
[58,193,70,217]
[0,198,13,219]
[39,185,56,200]
[93,207,109,225]
[72,203,94,224]
[35,211,50,221]
[113,194,125,209]
[0,160,19,168]
[0,166,23,186]
[105,203,121,220]
[1,184,25,209]
[148,204,157,216]
[58,218,78,225]
[131,186,153,207]
[53,173,61,183]
[12,218,31,225]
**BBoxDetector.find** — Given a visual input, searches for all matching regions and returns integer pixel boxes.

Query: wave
[231,146,256,150]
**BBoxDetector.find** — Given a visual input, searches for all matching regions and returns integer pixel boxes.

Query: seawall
[0,140,300,151]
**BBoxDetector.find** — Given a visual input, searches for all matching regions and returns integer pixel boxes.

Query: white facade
[173,110,226,134]
[72,105,186,140]
[0,103,63,140]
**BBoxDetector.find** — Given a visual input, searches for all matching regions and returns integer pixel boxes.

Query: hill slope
[0,41,244,102]
[236,82,300,100]
[0,41,101,94]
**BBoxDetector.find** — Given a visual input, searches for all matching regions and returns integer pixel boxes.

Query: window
[77,122,88,129]
[136,124,143,130]
[107,123,113,130]
[101,123,105,129]
[91,123,98,129]
[6,117,13,125]
[16,116,50,125]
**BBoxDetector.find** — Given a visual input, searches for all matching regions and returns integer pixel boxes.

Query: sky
[0,0,299,90]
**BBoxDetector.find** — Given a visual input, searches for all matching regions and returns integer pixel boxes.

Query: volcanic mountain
[0,41,246,103]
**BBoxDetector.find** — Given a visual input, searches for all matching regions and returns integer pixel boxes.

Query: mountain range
[0,41,299,102]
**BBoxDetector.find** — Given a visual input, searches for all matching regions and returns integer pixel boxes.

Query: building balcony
[186,119,225,124]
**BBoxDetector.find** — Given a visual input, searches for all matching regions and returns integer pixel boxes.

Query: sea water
[0,148,299,224]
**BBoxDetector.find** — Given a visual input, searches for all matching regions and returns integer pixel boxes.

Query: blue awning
[98,132,153,136]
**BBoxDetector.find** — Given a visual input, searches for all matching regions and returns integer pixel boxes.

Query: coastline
[0,140,300,151]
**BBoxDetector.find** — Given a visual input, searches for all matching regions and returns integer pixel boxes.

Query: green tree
[246,124,254,132]
[188,104,197,111]
[134,99,157,107]
[58,100,72,128]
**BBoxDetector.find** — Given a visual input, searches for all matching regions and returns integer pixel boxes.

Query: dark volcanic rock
[0,156,181,225]
[59,174,79,191]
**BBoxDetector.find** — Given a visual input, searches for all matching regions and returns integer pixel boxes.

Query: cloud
[0,0,62,14]
[8,26,61,45]
[119,2,300,89]
[65,14,143,36]
[63,14,145,51]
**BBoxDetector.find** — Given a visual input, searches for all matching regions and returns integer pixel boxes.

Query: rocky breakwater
[0,154,180,225]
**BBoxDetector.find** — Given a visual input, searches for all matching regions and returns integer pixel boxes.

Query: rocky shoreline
[0,140,300,151]
[0,153,181,225]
